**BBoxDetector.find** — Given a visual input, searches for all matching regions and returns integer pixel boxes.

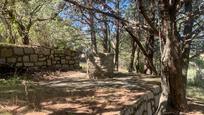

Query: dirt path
[0,71,204,115]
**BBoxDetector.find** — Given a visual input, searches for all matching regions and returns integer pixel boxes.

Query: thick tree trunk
[144,32,154,74]
[129,39,137,72]
[156,1,187,114]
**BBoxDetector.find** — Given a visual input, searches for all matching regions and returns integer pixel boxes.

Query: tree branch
[137,0,159,35]
[190,50,204,60]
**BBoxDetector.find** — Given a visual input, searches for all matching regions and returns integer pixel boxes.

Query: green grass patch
[191,57,204,68]
[187,58,204,102]
[0,77,21,87]
[187,86,204,102]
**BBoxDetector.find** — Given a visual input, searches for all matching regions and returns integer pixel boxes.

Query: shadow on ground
[0,72,161,115]
[0,72,203,115]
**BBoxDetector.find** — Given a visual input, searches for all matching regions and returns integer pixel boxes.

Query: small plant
[0,75,32,87]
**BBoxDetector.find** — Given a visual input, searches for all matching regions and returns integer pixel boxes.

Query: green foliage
[187,57,204,102]
[0,0,87,49]
[191,57,204,68]
[187,86,204,102]
[30,19,88,49]
[187,66,204,87]
[0,77,21,87]
[0,74,33,87]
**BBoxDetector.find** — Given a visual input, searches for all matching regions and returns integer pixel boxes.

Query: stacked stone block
[120,85,161,115]
[87,53,114,79]
[0,44,80,70]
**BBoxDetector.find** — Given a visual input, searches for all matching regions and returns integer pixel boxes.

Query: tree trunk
[129,39,137,72]
[88,0,97,53]
[181,0,193,98]
[102,21,109,52]
[135,47,140,73]
[22,31,29,45]
[17,25,30,45]
[115,0,120,71]
[115,27,119,71]
[156,1,187,114]
[144,32,154,74]
[102,0,109,53]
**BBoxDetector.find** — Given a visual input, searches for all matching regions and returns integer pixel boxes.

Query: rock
[35,48,50,55]
[62,65,69,69]
[69,60,74,64]
[1,48,13,57]
[0,58,6,64]
[39,57,46,61]
[52,61,56,64]
[23,56,30,62]
[64,50,71,55]
[17,57,22,62]
[30,55,38,62]
[54,49,63,54]
[0,45,80,71]
[35,62,46,66]
[47,60,51,66]
[66,56,70,60]
[42,49,51,55]
[55,57,60,61]
[24,48,34,54]
[87,52,114,79]
[14,47,24,55]
[16,63,23,67]
[55,64,62,68]
[24,63,34,67]
[7,58,16,63]
[61,59,66,64]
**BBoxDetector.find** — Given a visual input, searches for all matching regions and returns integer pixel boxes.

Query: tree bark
[88,0,97,53]
[17,25,30,45]
[102,0,109,53]
[115,0,120,71]
[144,32,155,74]
[129,39,137,72]
[135,47,140,73]
[102,20,109,52]
[156,1,187,114]
[22,31,29,45]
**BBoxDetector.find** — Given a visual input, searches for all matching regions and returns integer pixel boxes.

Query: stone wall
[121,85,161,115]
[87,53,114,79]
[0,44,80,70]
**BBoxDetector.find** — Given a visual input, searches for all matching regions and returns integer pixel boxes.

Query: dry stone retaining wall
[87,53,114,79]
[0,44,80,70]
[121,85,161,115]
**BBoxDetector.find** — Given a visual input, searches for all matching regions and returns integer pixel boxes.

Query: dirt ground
[0,71,204,115]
